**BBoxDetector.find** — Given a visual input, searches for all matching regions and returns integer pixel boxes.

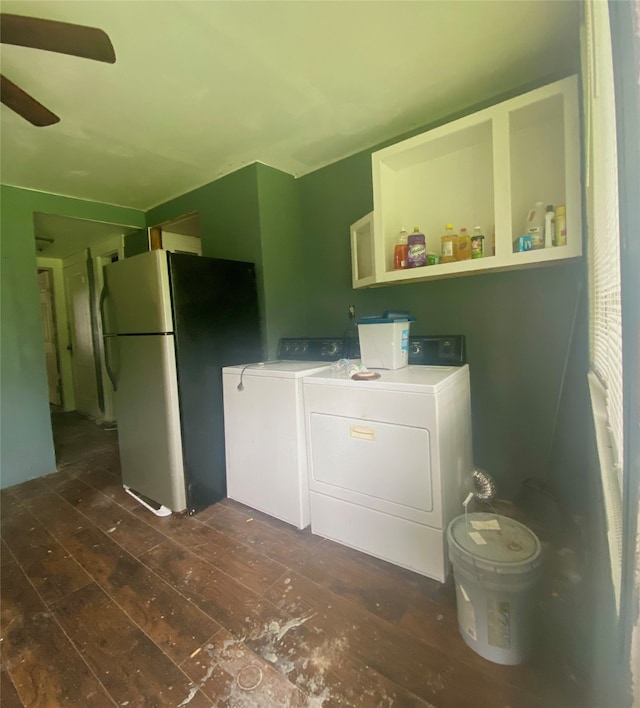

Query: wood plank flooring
[1,412,584,707]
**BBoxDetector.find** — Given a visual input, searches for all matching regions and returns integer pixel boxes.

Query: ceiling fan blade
[0,14,115,63]
[1,75,59,126]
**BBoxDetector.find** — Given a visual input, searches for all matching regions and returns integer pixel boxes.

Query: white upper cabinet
[351,75,582,288]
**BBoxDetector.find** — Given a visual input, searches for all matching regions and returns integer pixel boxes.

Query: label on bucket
[456,582,476,641]
[470,519,501,531]
[468,531,487,545]
[487,599,511,649]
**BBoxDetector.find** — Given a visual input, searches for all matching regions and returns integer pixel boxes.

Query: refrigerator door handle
[99,283,109,333]
[103,335,118,392]
[100,286,118,391]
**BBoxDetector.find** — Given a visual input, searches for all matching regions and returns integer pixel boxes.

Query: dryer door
[308,413,433,522]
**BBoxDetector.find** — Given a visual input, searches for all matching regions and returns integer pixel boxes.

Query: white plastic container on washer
[356,311,415,369]
[447,512,543,665]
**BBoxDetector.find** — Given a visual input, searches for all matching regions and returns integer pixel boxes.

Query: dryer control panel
[408,334,466,366]
[279,334,466,366]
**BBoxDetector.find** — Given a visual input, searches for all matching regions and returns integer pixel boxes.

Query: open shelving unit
[351,75,582,288]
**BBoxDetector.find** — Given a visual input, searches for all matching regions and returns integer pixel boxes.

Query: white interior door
[38,270,61,405]
[64,256,99,418]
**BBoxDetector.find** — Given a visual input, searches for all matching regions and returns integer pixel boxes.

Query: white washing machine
[303,364,473,582]
[222,360,332,529]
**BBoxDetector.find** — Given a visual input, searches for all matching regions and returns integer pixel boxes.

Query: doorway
[33,211,136,467]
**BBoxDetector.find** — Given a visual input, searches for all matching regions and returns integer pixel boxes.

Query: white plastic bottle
[526,201,545,250]
[471,226,485,258]
[544,205,555,248]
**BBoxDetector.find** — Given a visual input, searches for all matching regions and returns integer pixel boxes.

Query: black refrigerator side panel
[168,253,263,512]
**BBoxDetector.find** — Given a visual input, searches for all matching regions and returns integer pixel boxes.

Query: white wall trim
[36,256,75,411]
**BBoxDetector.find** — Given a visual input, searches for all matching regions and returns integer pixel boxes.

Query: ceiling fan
[0,13,115,127]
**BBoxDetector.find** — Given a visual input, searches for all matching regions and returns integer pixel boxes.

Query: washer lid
[448,513,541,565]
[222,361,332,378]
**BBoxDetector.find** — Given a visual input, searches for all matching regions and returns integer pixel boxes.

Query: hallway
[1,413,583,707]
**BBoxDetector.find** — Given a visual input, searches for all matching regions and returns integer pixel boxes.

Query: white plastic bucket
[357,319,411,369]
[447,512,543,665]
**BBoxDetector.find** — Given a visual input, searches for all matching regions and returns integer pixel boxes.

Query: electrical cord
[237,363,258,390]
[237,361,279,391]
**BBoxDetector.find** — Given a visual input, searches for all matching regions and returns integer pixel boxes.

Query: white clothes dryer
[303,364,473,581]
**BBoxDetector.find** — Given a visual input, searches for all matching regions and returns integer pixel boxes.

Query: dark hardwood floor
[1,412,584,707]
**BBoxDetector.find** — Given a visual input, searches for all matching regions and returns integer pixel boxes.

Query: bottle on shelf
[393,227,409,269]
[457,227,471,261]
[471,226,485,258]
[407,226,427,268]
[526,201,545,250]
[440,224,458,263]
[555,205,567,246]
[544,205,555,248]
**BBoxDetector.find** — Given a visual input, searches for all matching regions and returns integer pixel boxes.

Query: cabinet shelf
[350,75,582,289]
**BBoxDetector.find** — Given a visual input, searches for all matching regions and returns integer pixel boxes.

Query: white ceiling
[33,212,138,259]
[2,0,580,248]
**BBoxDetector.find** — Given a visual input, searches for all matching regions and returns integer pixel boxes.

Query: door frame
[36,256,75,411]
[37,267,62,406]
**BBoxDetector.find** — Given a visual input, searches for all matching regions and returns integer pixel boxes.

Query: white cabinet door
[350,212,376,288]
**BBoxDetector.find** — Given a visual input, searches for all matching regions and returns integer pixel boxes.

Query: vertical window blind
[584,0,624,612]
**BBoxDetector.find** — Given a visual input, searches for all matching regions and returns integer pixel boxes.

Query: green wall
[146,165,266,352]
[147,164,262,264]
[255,163,305,354]
[146,162,306,358]
[298,151,589,500]
[123,228,150,258]
[0,163,305,491]
[0,185,144,488]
